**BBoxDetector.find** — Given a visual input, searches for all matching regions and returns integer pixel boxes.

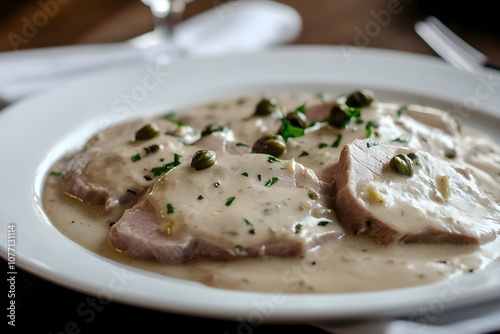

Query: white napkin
[0,0,302,103]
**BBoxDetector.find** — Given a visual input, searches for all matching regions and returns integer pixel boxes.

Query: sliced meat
[109,154,345,263]
[305,102,334,122]
[60,118,194,212]
[334,139,500,245]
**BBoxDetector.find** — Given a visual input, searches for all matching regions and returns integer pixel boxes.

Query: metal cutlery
[415,16,500,74]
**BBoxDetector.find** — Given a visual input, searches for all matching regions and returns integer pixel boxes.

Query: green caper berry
[252,134,286,157]
[135,123,160,141]
[345,89,375,108]
[190,150,217,170]
[407,152,418,160]
[285,111,307,129]
[390,154,414,176]
[255,98,278,116]
[328,103,349,128]
[444,148,457,159]
[201,123,228,136]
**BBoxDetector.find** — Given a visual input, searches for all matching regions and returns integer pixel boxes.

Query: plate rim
[1,44,499,323]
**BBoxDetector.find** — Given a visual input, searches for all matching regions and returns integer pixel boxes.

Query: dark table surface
[1,1,500,333]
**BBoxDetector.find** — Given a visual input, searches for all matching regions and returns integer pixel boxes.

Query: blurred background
[0,0,498,60]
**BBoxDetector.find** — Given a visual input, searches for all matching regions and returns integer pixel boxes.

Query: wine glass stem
[149,0,187,56]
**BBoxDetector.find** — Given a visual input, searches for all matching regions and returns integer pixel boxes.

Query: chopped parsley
[299,151,309,157]
[234,244,242,249]
[365,121,379,138]
[241,172,249,177]
[392,136,409,143]
[294,103,307,114]
[267,156,279,163]
[151,153,181,176]
[265,177,279,187]
[50,171,61,176]
[166,203,174,214]
[244,218,255,234]
[131,154,141,162]
[225,196,236,206]
[397,105,407,117]
[164,113,185,126]
[367,141,379,148]
[346,107,362,126]
[318,143,328,149]
[236,142,249,147]
[331,134,342,148]
[317,221,330,226]
[279,115,305,141]
[455,119,462,134]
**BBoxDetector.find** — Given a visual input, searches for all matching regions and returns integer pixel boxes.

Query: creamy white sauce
[42,91,500,294]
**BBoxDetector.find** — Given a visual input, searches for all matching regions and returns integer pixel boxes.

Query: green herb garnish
[151,153,181,176]
[279,115,305,141]
[396,105,407,117]
[295,103,307,114]
[392,136,409,143]
[267,156,279,163]
[164,113,185,126]
[265,177,279,187]
[299,151,309,157]
[225,196,236,206]
[318,143,328,149]
[131,154,141,162]
[331,134,342,148]
[365,121,379,138]
[241,172,249,177]
[455,120,462,134]
[166,203,174,214]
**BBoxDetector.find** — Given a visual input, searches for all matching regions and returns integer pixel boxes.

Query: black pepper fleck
[198,195,204,200]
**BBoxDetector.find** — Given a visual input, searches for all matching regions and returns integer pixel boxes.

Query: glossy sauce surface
[42,92,500,294]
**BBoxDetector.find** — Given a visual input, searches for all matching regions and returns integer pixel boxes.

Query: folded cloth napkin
[0,0,302,103]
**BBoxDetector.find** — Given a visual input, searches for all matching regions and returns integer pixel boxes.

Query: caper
[201,123,228,136]
[285,111,307,129]
[254,98,278,116]
[135,123,160,141]
[252,134,286,157]
[389,154,414,176]
[444,148,457,159]
[345,89,375,108]
[328,103,349,128]
[190,150,217,170]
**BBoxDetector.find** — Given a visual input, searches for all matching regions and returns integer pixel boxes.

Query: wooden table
[1,0,499,60]
[1,1,499,333]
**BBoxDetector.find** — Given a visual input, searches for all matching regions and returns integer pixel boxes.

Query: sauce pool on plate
[42,90,500,294]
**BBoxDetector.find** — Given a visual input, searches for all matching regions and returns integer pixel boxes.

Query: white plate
[1,45,499,323]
